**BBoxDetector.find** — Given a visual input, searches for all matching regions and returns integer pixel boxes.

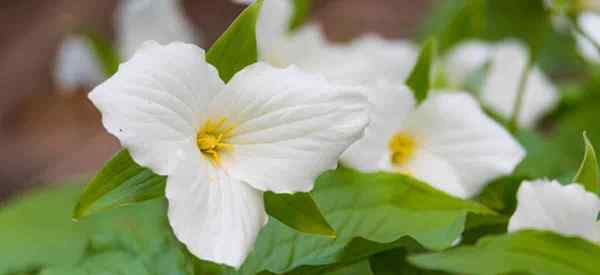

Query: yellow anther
[196,118,235,165]
[388,132,416,166]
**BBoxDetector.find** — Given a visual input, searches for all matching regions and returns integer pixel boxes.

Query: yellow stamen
[197,118,235,165]
[388,132,416,166]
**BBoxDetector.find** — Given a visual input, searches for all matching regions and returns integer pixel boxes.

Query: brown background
[0,0,431,201]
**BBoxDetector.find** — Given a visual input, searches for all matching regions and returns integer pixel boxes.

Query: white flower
[445,40,559,129]
[341,85,525,199]
[116,0,199,59]
[576,12,600,63]
[54,35,106,91]
[255,0,417,85]
[88,41,369,267]
[509,179,600,243]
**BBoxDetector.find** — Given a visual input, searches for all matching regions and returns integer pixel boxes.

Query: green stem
[508,59,532,134]
[570,16,600,57]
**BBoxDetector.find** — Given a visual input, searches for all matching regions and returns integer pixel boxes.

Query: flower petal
[342,81,416,172]
[116,0,199,59]
[166,148,267,268]
[256,0,293,58]
[89,42,224,174]
[54,35,105,91]
[401,92,525,198]
[210,63,369,193]
[481,41,558,128]
[577,12,600,63]
[444,40,493,86]
[508,180,600,243]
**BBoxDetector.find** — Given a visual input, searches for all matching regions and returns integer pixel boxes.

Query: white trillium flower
[88,41,370,267]
[54,35,106,91]
[509,179,600,243]
[576,12,600,63]
[341,84,525,199]
[116,0,199,59]
[445,40,559,129]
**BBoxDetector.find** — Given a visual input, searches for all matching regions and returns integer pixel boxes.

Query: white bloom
[446,40,559,128]
[576,12,600,63]
[255,0,417,85]
[509,179,600,243]
[88,42,369,267]
[116,0,199,59]
[54,35,105,91]
[341,84,525,199]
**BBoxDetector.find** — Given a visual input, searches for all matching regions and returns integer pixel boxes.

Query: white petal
[89,42,224,174]
[508,180,600,243]
[481,41,558,128]
[400,92,525,198]
[577,12,600,63]
[262,24,330,69]
[341,81,416,172]
[209,63,369,193]
[116,0,199,59]
[256,0,293,58]
[166,148,267,268]
[444,40,493,86]
[54,35,105,91]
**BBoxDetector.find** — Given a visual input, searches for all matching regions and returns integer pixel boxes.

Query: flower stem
[508,59,532,134]
[569,16,600,56]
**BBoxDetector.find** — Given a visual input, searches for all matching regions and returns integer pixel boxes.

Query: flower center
[388,132,416,166]
[196,118,234,165]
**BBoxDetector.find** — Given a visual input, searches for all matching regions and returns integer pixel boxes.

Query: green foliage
[206,0,263,82]
[573,132,600,193]
[80,31,120,77]
[289,0,312,31]
[233,168,492,274]
[406,38,437,103]
[410,230,600,275]
[369,249,450,275]
[73,150,165,220]
[264,192,336,237]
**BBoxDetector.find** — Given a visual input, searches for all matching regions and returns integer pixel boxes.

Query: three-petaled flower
[89,41,370,267]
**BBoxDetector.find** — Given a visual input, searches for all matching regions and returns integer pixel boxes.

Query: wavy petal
[400,93,525,198]
[166,148,267,268]
[256,0,293,58]
[89,42,224,174]
[209,63,369,193]
[342,81,416,172]
[508,180,600,243]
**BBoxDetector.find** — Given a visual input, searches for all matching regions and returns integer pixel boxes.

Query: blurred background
[0,0,432,201]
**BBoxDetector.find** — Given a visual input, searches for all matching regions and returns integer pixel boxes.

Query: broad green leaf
[409,230,600,275]
[75,1,264,219]
[0,184,194,275]
[573,132,600,194]
[231,168,492,275]
[80,31,120,77]
[264,192,336,237]
[73,150,165,220]
[369,249,450,275]
[206,0,263,82]
[406,38,436,103]
[289,0,312,31]
[324,260,374,275]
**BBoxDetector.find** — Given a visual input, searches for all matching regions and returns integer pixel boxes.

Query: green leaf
[232,168,492,275]
[573,132,600,194]
[206,0,263,82]
[369,249,450,275]
[409,230,600,275]
[406,38,436,103]
[72,150,165,220]
[75,1,264,219]
[80,31,121,77]
[0,184,194,275]
[264,192,336,237]
[289,0,312,31]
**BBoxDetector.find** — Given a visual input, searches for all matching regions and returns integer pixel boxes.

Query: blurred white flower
[89,42,369,267]
[255,0,417,85]
[576,12,600,63]
[509,179,600,243]
[116,0,199,59]
[54,35,106,91]
[445,40,559,128]
[341,85,525,199]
